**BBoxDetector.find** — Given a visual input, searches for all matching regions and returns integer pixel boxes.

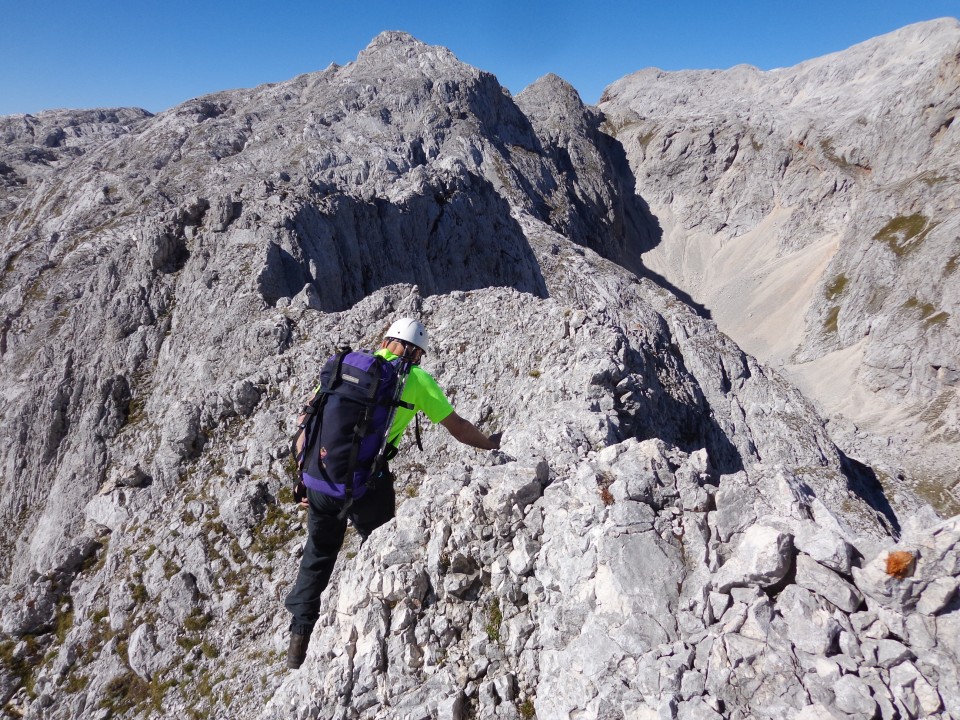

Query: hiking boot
[287,632,311,670]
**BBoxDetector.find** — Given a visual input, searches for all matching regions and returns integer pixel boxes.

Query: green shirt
[374,348,454,445]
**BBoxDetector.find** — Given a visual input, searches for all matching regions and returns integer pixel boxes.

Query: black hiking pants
[284,471,396,635]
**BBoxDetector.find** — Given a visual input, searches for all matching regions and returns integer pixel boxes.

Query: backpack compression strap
[341,355,384,508]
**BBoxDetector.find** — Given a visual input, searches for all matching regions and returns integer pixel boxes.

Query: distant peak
[534,73,577,92]
[517,73,587,113]
[857,16,960,50]
[915,16,960,31]
[356,31,461,70]
[364,31,424,50]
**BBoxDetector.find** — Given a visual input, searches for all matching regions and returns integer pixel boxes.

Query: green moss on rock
[902,298,949,328]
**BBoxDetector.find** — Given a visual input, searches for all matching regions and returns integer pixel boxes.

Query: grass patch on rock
[825,274,849,301]
[200,641,219,659]
[485,598,503,643]
[874,214,935,256]
[63,672,90,694]
[184,609,213,634]
[99,672,151,715]
[911,477,960,518]
[904,296,935,316]
[283,452,301,486]
[54,602,75,644]
[163,557,180,579]
[946,254,959,276]
[251,502,298,559]
[0,638,34,694]
[277,484,295,504]
[903,297,949,327]
[518,697,537,720]
[176,635,201,652]
[925,311,950,327]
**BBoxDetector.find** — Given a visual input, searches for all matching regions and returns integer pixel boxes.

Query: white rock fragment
[711,525,793,592]
[776,585,840,655]
[832,673,878,718]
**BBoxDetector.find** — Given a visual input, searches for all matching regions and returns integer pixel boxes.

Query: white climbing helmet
[385,318,429,354]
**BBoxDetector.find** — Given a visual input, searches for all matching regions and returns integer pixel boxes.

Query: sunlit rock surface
[0,26,957,720]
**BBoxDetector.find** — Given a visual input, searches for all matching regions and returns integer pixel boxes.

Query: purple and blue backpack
[297,350,411,501]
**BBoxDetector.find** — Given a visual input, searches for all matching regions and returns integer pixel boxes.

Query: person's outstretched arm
[440,412,501,450]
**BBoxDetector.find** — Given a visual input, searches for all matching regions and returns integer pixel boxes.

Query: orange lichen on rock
[885,550,916,579]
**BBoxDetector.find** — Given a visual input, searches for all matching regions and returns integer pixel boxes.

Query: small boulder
[777,585,840,655]
[128,623,160,681]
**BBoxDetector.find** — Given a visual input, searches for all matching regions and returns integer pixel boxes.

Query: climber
[284,318,502,670]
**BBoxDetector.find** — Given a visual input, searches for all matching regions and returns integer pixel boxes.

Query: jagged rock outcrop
[599,18,960,510]
[261,398,960,720]
[0,28,957,720]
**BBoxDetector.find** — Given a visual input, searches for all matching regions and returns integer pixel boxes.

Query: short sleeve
[408,367,454,423]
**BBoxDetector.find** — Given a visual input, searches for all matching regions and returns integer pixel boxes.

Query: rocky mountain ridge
[0,26,957,720]
[0,30,681,582]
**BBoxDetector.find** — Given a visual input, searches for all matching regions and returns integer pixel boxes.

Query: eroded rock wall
[600,18,960,504]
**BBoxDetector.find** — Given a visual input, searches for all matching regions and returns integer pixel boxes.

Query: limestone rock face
[0,108,152,219]
[600,18,960,507]
[0,28,957,720]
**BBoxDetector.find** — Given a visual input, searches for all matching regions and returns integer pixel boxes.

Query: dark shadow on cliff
[593,116,713,320]
[259,171,547,311]
[839,451,901,538]
[618,340,744,476]
[492,84,715,320]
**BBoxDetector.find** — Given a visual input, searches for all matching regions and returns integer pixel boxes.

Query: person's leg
[284,489,346,667]
[350,471,396,542]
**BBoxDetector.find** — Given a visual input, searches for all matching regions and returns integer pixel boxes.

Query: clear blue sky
[2,0,958,116]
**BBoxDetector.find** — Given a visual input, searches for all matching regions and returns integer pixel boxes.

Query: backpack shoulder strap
[291,351,349,466]
[384,357,414,409]
[322,350,350,393]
